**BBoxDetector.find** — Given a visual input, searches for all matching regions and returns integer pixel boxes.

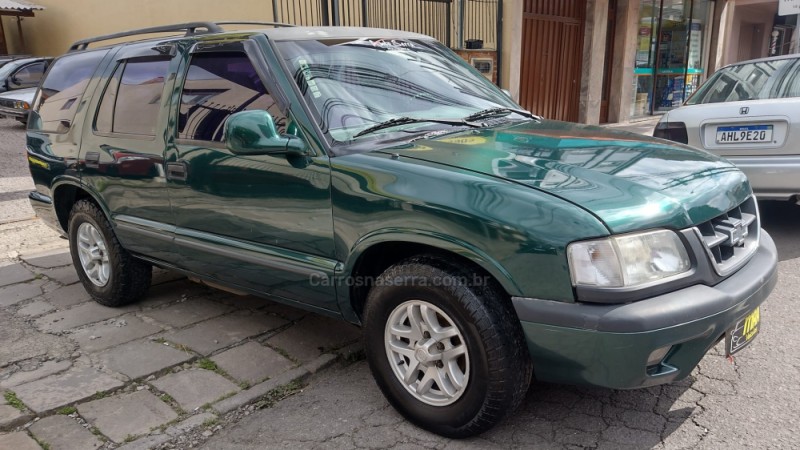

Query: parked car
[0,57,51,93]
[0,54,32,67]
[26,22,777,438]
[0,87,35,124]
[655,54,800,202]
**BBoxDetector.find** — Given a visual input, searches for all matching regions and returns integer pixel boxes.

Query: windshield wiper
[353,116,480,139]
[462,107,541,123]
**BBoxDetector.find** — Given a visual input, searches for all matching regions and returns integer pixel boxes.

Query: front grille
[0,99,14,108]
[695,196,760,276]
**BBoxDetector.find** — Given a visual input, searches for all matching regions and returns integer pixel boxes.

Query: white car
[655,54,800,202]
[0,86,36,124]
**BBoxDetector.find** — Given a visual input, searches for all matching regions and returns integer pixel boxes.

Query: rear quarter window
[33,50,108,133]
[95,57,170,136]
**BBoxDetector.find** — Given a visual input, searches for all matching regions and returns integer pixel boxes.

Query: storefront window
[632,0,658,117]
[631,0,714,117]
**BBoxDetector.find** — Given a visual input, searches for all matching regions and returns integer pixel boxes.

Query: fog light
[646,346,672,366]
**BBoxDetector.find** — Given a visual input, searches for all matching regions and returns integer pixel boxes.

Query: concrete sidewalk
[603,116,660,136]
[0,249,361,449]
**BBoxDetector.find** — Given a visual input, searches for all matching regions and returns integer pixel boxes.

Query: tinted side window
[96,59,169,136]
[95,63,122,134]
[773,60,800,99]
[178,52,283,142]
[14,62,46,85]
[36,50,108,133]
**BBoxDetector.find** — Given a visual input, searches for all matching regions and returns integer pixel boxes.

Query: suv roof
[262,26,430,40]
[68,21,432,53]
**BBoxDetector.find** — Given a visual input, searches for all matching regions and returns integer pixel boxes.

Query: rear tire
[363,255,532,438]
[68,199,151,306]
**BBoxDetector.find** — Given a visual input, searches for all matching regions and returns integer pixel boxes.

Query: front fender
[342,227,523,294]
[331,152,611,323]
[337,230,523,324]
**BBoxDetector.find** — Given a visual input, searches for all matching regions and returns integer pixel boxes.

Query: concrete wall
[453,49,498,84]
[9,0,278,56]
[579,0,609,125]
[724,0,778,66]
[502,0,521,95]
[10,0,500,58]
[608,0,640,124]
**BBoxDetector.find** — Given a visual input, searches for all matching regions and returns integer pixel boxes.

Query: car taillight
[653,121,688,144]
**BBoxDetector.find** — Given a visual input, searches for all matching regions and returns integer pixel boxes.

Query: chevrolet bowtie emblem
[718,219,748,247]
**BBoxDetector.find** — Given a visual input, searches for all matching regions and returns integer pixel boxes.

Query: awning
[0,0,45,54]
[0,0,45,15]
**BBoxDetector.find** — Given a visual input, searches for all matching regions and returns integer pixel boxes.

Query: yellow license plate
[726,307,760,355]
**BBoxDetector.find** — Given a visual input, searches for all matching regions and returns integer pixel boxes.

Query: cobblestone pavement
[0,247,361,449]
[198,202,800,450]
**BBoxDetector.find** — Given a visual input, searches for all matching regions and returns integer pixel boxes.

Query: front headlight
[14,101,30,110]
[567,230,691,288]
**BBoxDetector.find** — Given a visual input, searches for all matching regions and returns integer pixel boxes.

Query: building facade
[504,0,798,124]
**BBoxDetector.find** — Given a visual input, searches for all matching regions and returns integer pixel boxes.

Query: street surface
[0,117,798,449]
[201,201,800,450]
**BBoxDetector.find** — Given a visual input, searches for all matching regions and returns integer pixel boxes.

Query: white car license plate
[716,125,773,144]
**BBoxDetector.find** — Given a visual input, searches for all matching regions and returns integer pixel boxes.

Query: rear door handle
[166,161,187,181]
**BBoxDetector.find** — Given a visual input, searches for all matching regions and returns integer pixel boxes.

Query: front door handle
[166,161,187,181]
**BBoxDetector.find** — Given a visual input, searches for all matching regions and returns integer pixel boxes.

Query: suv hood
[380,120,751,233]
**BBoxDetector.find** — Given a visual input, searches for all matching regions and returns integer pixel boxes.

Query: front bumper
[0,105,28,120]
[512,230,778,389]
[725,155,800,201]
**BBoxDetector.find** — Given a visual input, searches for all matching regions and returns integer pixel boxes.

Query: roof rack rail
[214,21,295,28]
[68,22,224,52]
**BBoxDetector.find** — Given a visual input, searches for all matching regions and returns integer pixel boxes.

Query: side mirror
[9,73,24,86]
[225,110,307,156]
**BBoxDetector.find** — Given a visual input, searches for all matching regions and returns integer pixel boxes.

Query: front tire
[68,199,151,306]
[363,256,532,438]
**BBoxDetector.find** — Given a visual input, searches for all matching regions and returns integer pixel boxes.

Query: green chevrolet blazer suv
[26,22,777,437]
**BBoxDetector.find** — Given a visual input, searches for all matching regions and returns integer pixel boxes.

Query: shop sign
[779,0,800,16]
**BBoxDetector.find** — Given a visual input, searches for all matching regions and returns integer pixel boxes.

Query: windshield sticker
[298,58,321,98]
[343,38,417,50]
[439,136,487,146]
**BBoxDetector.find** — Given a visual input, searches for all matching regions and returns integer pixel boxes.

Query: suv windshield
[275,38,521,146]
